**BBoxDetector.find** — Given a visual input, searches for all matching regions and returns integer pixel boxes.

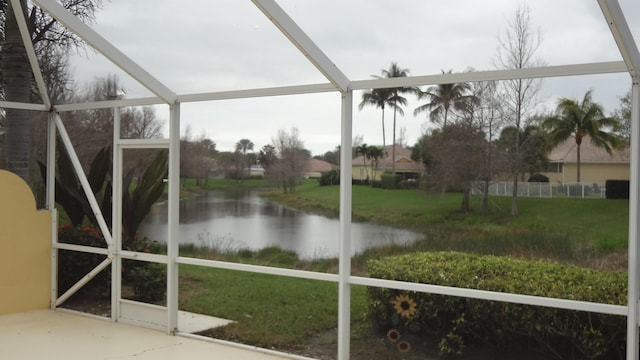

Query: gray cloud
[69,0,639,154]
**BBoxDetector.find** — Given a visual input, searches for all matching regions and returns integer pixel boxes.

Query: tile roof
[548,136,629,163]
[352,145,425,171]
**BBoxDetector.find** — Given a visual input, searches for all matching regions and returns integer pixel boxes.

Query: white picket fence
[471,181,607,199]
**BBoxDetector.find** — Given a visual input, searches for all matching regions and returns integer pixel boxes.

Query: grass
[266,181,629,266]
[174,179,630,359]
[179,264,368,354]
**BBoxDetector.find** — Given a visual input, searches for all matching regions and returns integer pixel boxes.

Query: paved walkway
[0,310,298,360]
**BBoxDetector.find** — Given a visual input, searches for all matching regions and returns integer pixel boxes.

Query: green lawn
[179,264,368,354]
[267,180,629,256]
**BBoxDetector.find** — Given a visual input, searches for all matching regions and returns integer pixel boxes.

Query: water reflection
[139,190,422,259]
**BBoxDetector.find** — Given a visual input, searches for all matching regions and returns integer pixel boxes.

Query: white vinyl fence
[471,181,607,199]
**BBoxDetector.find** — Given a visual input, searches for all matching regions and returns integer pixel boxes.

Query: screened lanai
[1,0,640,359]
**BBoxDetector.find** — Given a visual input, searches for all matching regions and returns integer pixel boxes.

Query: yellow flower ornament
[392,294,417,318]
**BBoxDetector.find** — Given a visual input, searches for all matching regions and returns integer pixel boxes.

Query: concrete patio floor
[0,310,298,360]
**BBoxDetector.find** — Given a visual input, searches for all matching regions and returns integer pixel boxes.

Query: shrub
[57,224,110,297]
[122,237,166,303]
[606,180,629,199]
[57,224,166,303]
[367,252,626,359]
[381,174,403,189]
[319,170,339,186]
[528,173,549,182]
[399,179,418,189]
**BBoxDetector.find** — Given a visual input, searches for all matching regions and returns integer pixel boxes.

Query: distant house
[304,158,338,178]
[541,136,629,184]
[351,145,425,181]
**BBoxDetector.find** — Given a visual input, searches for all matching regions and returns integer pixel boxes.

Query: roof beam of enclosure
[10,0,51,110]
[598,0,640,78]
[32,0,177,105]
[252,0,350,92]
[49,61,627,113]
[178,83,337,103]
[352,61,628,90]
[54,97,165,112]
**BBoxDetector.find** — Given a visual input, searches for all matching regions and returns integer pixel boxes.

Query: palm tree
[359,88,392,149]
[380,62,414,174]
[542,90,620,182]
[355,143,370,182]
[235,138,254,179]
[413,70,476,127]
[367,145,385,183]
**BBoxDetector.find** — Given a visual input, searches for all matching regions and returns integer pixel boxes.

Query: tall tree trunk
[392,98,397,175]
[381,108,386,150]
[511,92,522,217]
[2,0,33,184]
[576,143,581,183]
[461,186,470,213]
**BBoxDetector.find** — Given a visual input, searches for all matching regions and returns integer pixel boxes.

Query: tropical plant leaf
[122,150,168,248]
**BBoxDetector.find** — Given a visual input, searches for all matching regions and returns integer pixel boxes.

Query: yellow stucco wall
[543,163,629,184]
[352,165,380,181]
[0,170,51,315]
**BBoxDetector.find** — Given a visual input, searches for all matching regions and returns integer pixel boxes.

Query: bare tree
[422,124,487,212]
[468,79,509,215]
[63,75,164,169]
[121,106,164,140]
[270,127,308,193]
[495,4,542,217]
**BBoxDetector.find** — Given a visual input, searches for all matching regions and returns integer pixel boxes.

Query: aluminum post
[111,107,122,321]
[167,103,181,334]
[628,77,640,360]
[337,89,353,360]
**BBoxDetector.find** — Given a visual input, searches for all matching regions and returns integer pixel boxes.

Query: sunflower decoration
[386,328,401,343]
[392,293,417,319]
[397,340,411,353]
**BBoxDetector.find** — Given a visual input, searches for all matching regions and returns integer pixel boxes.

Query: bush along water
[367,252,627,359]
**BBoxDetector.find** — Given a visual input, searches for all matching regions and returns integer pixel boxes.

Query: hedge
[367,252,627,358]
[380,173,403,189]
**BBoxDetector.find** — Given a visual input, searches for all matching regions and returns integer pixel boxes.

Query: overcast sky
[68,0,640,155]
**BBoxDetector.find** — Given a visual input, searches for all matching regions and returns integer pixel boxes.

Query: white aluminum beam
[55,257,113,307]
[111,108,122,322]
[178,83,336,103]
[54,113,113,246]
[337,90,353,360]
[252,0,350,92]
[167,103,181,335]
[54,97,164,112]
[177,256,339,283]
[350,276,627,317]
[598,0,640,77]
[9,0,51,109]
[117,139,170,149]
[47,113,57,309]
[32,0,177,104]
[628,79,640,360]
[352,61,628,90]
[53,242,109,255]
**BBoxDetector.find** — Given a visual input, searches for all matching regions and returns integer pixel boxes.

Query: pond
[139,190,423,259]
